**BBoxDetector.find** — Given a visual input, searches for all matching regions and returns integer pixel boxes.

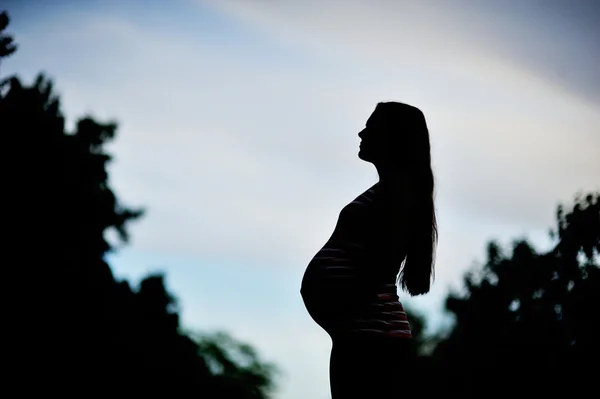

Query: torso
[300,183,411,338]
[301,183,405,302]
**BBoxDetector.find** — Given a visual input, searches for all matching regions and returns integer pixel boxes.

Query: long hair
[374,102,438,296]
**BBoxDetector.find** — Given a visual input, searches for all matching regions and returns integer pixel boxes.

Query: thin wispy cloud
[10,0,598,312]
[208,0,600,104]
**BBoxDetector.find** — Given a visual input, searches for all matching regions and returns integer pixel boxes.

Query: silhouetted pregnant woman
[300,102,438,398]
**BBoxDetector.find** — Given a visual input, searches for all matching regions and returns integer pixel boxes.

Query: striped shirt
[300,184,412,339]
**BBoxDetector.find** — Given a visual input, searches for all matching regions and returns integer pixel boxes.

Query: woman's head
[358,102,430,173]
[359,101,437,295]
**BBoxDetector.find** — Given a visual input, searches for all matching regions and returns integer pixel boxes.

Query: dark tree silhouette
[2,11,277,397]
[401,306,429,356]
[428,192,599,395]
[0,11,16,63]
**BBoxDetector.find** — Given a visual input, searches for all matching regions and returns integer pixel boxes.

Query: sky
[4,0,599,397]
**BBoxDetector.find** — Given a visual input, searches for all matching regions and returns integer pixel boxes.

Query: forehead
[366,107,387,127]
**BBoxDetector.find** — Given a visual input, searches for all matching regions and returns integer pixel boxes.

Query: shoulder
[339,185,376,217]
[352,184,379,207]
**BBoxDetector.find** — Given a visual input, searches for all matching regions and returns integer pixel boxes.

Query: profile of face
[357,105,394,165]
[358,102,429,173]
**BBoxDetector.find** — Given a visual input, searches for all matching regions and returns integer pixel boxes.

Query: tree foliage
[2,11,277,397]
[0,11,17,58]
[428,192,599,394]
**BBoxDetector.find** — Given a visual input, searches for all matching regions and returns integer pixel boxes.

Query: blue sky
[4,1,599,398]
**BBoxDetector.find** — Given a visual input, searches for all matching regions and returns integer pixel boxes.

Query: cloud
[206,0,600,105]
[205,0,600,226]
[8,1,599,276]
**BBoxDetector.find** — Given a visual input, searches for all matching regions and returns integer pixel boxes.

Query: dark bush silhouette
[0,10,16,70]
[428,192,599,395]
[2,11,276,397]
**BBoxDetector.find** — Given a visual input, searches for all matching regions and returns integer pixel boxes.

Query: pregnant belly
[301,266,409,338]
[300,263,367,324]
[301,263,359,297]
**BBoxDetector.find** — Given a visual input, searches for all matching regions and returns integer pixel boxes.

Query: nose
[358,128,366,139]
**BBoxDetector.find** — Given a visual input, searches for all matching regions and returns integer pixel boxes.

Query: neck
[375,165,408,193]
[375,164,393,184]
